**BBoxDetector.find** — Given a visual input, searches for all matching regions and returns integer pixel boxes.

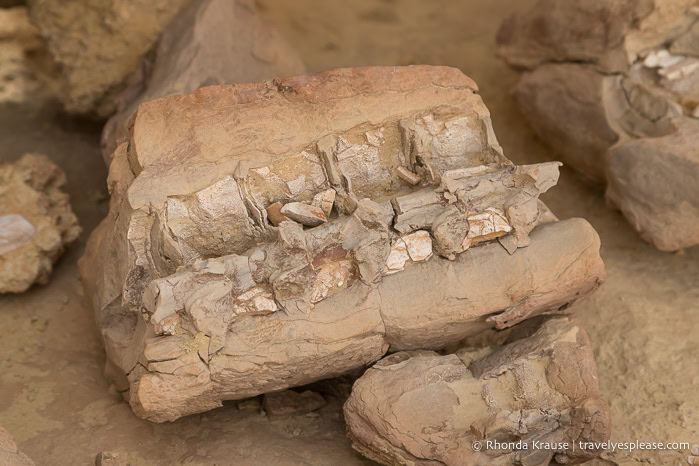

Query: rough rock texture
[80,66,605,422]
[344,315,611,466]
[498,0,699,251]
[100,0,306,163]
[27,0,191,117]
[0,153,80,293]
[0,6,59,104]
[263,389,327,419]
[0,425,34,466]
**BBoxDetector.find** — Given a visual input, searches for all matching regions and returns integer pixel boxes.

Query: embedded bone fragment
[344,316,611,466]
[100,0,306,161]
[396,166,421,185]
[0,425,35,466]
[80,66,605,422]
[498,0,699,251]
[312,189,336,217]
[265,202,288,226]
[0,154,80,293]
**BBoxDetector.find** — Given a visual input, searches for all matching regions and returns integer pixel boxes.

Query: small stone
[265,202,288,226]
[692,444,699,456]
[263,390,327,419]
[311,189,336,217]
[643,49,684,69]
[396,166,421,185]
[462,208,512,250]
[689,456,696,465]
[280,202,328,227]
[402,231,433,262]
[0,214,36,255]
[365,128,385,146]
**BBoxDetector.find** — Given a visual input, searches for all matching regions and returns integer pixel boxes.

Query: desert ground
[0,0,697,464]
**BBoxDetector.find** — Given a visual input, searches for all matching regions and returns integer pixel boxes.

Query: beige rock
[0,154,80,293]
[280,202,328,226]
[0,6,60,104]
[344,316,611,466]
[265,202,288,226]
[311,189,336,217]
[80,66,605,422]
[263,390,327,419]
[101,0,306,162]
[499,0,699,250]
[0,425,34,466]
[28,0,192,116]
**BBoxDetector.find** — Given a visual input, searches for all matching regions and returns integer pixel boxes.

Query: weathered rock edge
[344,315,611,466]
[80,66,605,422]
[497,0,699,251]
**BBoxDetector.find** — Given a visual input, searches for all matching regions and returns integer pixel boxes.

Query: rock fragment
[499,0,699,250]
[311,189,336,217]
[280,202,328,227]
[0,425,34,466]
[265,202,288,226]
[101,0,306,162]
[344,316,611,466]
[396,166,421,185]
[263,390,327,419]
[80,66,605,422]
[0,154,80,293]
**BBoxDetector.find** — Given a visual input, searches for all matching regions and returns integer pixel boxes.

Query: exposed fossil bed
[0,1,697,465]
[497,0,699,252]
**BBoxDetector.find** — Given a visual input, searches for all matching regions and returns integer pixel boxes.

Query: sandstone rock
[0,425,34,466]
[263,390,327,419]
[280,202,328,226]
[0,153,80,293]
[499,0,699,250]
[101,0,306,162]
[80,66,605,422]
[344,315,611,466]
[0,6,59,104]
[27,0,192,117]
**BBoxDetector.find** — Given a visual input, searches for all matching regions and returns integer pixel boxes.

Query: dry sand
[0,0,697,464]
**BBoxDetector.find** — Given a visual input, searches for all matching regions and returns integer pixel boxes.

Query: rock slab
[81,66,605,422]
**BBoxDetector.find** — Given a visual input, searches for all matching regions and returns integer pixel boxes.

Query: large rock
[80,66,605,422]
[344,315,611,466]
[0,153,80,293]
[499,0,699,250]
[27,0,191,117]
[100,0,306,163]
[0,425,35,466]
[0,6,59,104]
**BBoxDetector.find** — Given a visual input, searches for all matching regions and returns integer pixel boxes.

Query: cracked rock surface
[100,0,306,163]
[498,0,699,251]
[344,315,611,466]
[81,65,605,422]
[0,153,80,293]
[27,0,192,117]
[0,425,34,466]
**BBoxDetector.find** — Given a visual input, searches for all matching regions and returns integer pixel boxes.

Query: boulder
[0,153,80,293]
[499,0,699,250]
[27,0,191,116]
[0,6,59,104]
[80,66,605,422]
[0,425,34,466]
[100,0,306,163]
[344,315,611,466]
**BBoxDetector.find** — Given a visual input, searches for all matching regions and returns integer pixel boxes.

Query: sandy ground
[0,0,697,465]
